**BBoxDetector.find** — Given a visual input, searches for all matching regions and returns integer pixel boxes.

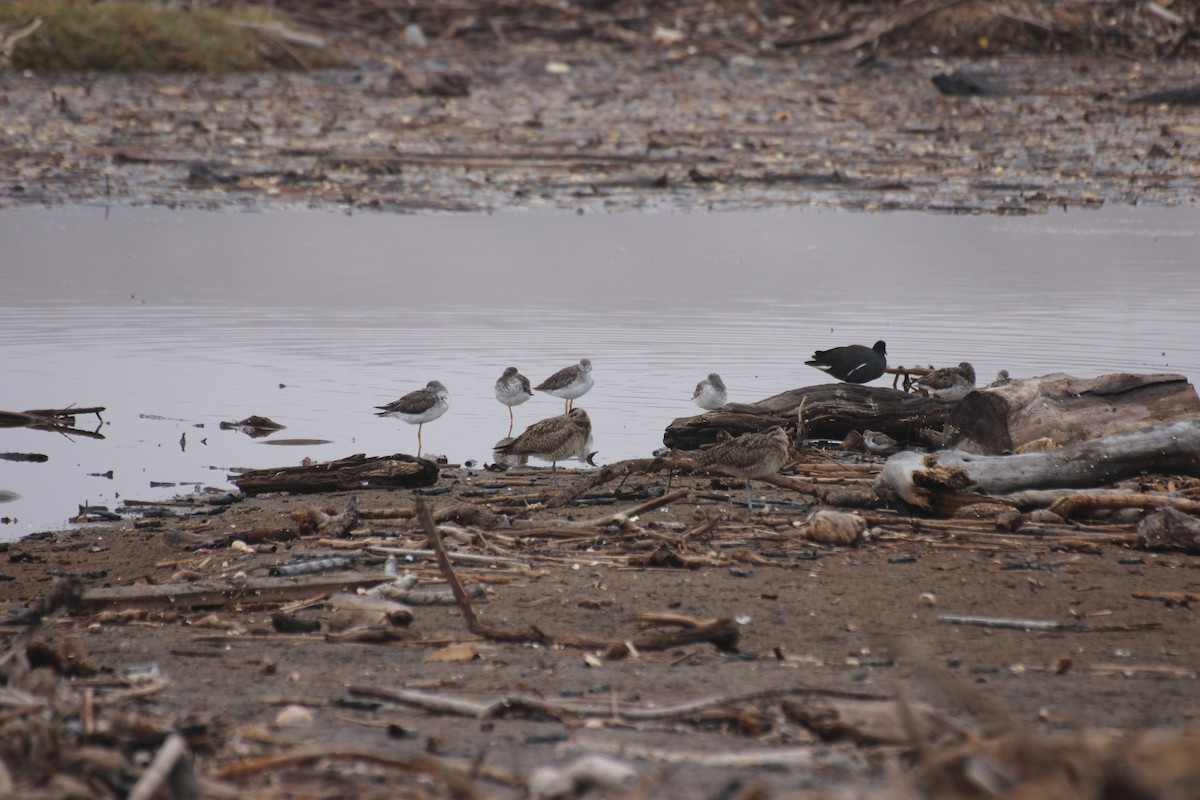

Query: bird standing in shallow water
[496,408,592,489]
[695,426,792,510]
[375,380,449,458]
[494,366,533,437]
[536,359,593,413]
[806,340,887,384]
[692,373,728,410]
[916,361,976,401]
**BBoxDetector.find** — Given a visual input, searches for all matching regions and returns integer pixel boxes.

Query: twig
[127,733,187,800]
[550,457,692,505]
[417,498,549,644]
[348,684,888,722]
[215,746,522,786]
[367,545,528,570]
[560,488,691,527]
[938,613,1161,632]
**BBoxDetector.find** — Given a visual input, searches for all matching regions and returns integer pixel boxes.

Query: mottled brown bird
[916,361,976,400]
[495,408,592,488]
[696,426,791,510]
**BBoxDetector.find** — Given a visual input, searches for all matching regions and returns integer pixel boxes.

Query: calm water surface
[1,205,1198,538]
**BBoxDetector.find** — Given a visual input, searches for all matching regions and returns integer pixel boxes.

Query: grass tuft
[0,0,340,73]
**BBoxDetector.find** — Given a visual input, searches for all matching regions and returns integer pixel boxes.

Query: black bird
[806,340,887,384]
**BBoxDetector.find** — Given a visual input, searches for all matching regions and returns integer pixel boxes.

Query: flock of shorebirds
[375,342,997,508]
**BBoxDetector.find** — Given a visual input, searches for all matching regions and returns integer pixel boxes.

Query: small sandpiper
[495,407,592,489]
[916,361,976,401]
[990,369,1012,387]
[695,426,792,510]
[862,430,900,455]
[692,373,728,410]
[494,366,533,437]
[536,358,594,413]
[806,341,887,384]
[374,380,449,458]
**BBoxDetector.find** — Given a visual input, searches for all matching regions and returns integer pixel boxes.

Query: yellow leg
[416,423,423,458]
[507,407,514,438]
[564,399,571,414]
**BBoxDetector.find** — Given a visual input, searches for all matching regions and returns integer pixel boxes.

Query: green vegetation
[0,0,338,73]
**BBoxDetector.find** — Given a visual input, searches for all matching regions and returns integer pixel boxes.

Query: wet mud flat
[3,454,1200,798]
[2,47,1200,214]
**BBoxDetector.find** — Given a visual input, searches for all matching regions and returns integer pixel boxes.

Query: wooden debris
[938,613,1160,633]
[417,498,740,654]
[326,593,413,630]
[126,734,188,800]
[882,420,1200,515]
[214,746,523,787]
[293,496,360,537]
[0,406,105,439]
[232,453,439,495]
[664,383,951,450]
[1137,506,1200,554]
[528,754,635,800]
[792,509,867,546]
[782,696,943,746]
[78,571,392,612]
[946,372,1200,455]
[348,684,887,723]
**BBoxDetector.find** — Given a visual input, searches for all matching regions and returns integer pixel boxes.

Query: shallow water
[1,205,1198,538]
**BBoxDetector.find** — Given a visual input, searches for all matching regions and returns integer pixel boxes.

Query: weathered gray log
[882,419,1200,514]
[663,384,952,450]
[233,453,438,495]
[946,373,1200,455]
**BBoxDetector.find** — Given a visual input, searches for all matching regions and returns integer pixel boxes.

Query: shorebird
[536,358,593,413]
[990,369,1012,387]
[495,408,592,489]
[494,366,533,437]
[692,373,728,410]
[374,380,449,457]
[916,361,976,401]
[806,341,887,384]
[862,430,900,455]
[695,426,792,510]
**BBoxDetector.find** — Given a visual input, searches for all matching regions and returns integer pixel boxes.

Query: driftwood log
[663,384,952,450]
[882,419,1200,515]
[947,373,1200,455]
[233,453,439,495]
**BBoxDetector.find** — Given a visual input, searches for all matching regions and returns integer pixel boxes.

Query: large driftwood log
[882,419,1200,514]
[663,384,952,450]
[233,453,439,495]
[947,373,1200,455]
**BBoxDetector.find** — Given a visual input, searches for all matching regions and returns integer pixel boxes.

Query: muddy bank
[3,455,1200,797]
[2,48,1199,214]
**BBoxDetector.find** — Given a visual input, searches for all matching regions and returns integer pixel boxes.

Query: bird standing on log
[695,426,792,510]
[916,361,976,400]
[692,373,728,410]
[494,366,533,437]
[495,407,592,489]
[806,341,887,384]
[536,359,594,413]
[375,380,449,458]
